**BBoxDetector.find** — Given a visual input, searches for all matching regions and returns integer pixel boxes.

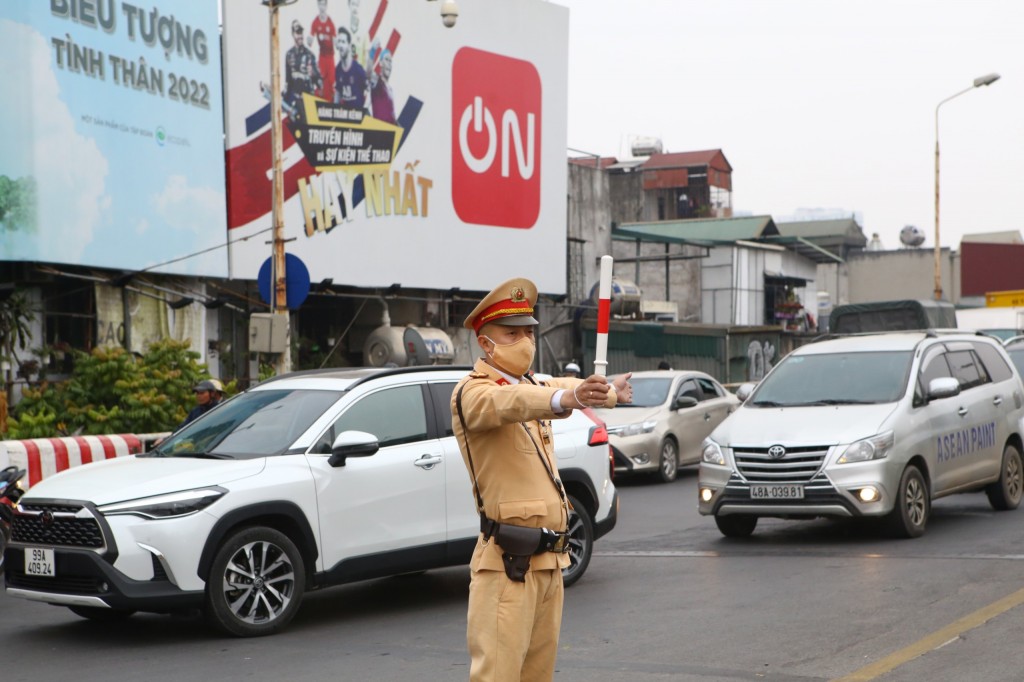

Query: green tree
[4,338,231,439]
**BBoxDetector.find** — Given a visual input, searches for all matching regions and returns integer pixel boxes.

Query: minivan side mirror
[927,377,961,401]
[328,430,380,467]
[735,383,755,402]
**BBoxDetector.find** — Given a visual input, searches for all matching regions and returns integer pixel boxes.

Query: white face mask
[483,335,536,376]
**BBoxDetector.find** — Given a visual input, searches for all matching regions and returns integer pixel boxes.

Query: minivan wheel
[561,494,594,588]
[986,443,1023,511]
[884,465,929,538]
[715,514,758,538]
[205,526,306,637]
[657,438,679,483]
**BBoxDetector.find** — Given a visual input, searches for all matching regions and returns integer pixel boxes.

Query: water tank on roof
[631,136,663,158]
[900,225,926,248]
[404,326,455,365]
[363,325,408,367]
[589,278,643,317]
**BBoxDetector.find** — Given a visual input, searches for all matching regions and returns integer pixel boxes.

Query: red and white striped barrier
[0,435,152,488]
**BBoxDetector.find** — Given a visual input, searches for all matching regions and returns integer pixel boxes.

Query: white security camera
[440,0,458,27]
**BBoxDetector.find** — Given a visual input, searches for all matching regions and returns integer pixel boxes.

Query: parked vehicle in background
[829,299,956,334]
[4,367,617,636]
[957,307,1024,342]
[1004,336,1024,380]
[699,332,1024,539]
[595,370,739,483]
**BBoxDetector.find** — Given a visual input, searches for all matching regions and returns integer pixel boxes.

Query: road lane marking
[830,585,1024,682]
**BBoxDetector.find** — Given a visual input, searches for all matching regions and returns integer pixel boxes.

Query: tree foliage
[0,175,38,230]
[4,339,234,439]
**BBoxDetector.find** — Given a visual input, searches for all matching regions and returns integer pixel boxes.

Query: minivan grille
[732,445,829,483]
[12,503,105,549]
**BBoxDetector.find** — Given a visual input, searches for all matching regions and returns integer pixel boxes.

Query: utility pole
[265,0,295,374]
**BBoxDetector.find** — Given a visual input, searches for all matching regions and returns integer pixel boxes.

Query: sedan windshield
[625,378,673,408]
[749,351,913,407]
[152,389,344,459]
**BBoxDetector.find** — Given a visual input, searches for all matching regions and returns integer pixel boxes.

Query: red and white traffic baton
[594,255,613,377]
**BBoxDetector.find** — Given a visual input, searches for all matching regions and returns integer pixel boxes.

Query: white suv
[699,332,1024,538]
[4,366,617,636]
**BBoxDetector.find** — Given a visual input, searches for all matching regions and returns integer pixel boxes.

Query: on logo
[452,47,541,228]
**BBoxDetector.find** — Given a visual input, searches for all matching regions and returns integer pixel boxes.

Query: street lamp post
[933,72,1000,300]
[263,0,297,374]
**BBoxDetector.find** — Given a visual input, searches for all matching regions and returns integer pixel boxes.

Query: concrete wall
[567,163,614,304]
[848,248,957,304]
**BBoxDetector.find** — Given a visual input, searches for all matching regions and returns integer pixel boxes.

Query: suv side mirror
[674,396,699,410]
[735,383,755,402]
[927,377,961,401]
[328,430,380,467]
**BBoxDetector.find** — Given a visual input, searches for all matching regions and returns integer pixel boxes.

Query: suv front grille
[13,503,105,549]
[733,445,829,483]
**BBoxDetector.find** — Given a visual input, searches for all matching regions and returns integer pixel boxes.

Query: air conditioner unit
[640,300,678,322]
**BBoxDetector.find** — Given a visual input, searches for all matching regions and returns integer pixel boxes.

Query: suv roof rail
[257,364,474,389]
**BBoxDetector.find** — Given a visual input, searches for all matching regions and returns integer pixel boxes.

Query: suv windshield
[749,351,913,407]
[153,389,344,459]
[626,378,673,407]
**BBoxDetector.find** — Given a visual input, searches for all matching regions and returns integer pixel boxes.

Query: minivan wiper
[750,400,786,407]
[800,399,879,406]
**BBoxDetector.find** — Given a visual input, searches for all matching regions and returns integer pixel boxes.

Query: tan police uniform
[451,277,616,682]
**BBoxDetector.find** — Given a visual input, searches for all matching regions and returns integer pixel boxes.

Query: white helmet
[564,362,581,374]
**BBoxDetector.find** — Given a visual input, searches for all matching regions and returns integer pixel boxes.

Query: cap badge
[510,286,525,303]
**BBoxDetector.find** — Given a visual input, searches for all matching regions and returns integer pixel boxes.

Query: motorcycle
[0,465,27,576]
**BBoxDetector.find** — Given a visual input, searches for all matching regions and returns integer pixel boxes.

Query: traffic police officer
[451,277,632,681]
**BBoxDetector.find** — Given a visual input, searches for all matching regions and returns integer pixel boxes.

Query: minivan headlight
[836,432,894,464]
[702,439,726,465]
[607,420,657,437]
[98,487,227,519]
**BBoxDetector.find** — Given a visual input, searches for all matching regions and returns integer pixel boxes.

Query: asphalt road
[5,469,1024,681]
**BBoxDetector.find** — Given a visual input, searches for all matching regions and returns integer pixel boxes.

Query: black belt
[480,516,570,554]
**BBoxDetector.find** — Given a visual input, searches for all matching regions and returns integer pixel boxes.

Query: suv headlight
[607,420,657,437]
[702,438,726,465]
[98,487,227,519]
[836,432,894,464]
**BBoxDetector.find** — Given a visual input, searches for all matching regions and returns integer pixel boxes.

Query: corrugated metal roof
[614,215,778,243]
[640,149,732,172]
[775,218,866,242]
[568,156,618,169]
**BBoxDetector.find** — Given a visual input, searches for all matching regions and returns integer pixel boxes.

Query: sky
[555,0,1023,251]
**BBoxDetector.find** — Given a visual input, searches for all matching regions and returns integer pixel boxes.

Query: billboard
[223,0,569,294]
[0,1,227,276]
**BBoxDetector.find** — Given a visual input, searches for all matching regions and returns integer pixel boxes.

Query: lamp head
[974,73,1000,88]
[440,0,458,27]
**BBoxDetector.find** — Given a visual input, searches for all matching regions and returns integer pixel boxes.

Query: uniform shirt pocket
[498,498,548,522]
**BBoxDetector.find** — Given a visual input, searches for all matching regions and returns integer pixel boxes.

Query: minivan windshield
[748,351,913,407]
[151,389,344,459]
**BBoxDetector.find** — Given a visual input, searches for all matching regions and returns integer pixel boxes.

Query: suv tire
[714,514,757,538]
[884,465,929,538]
[561,494,593,587]
[205,526,306,637]
[986,443,1023,511]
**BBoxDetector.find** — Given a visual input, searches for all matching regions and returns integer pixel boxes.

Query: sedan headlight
[98,487,227,519]
[836,431,894,464]
[702,438,726,465]
[607,420,657,437]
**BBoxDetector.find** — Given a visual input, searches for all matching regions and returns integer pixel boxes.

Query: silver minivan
[699,332,1024,538]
